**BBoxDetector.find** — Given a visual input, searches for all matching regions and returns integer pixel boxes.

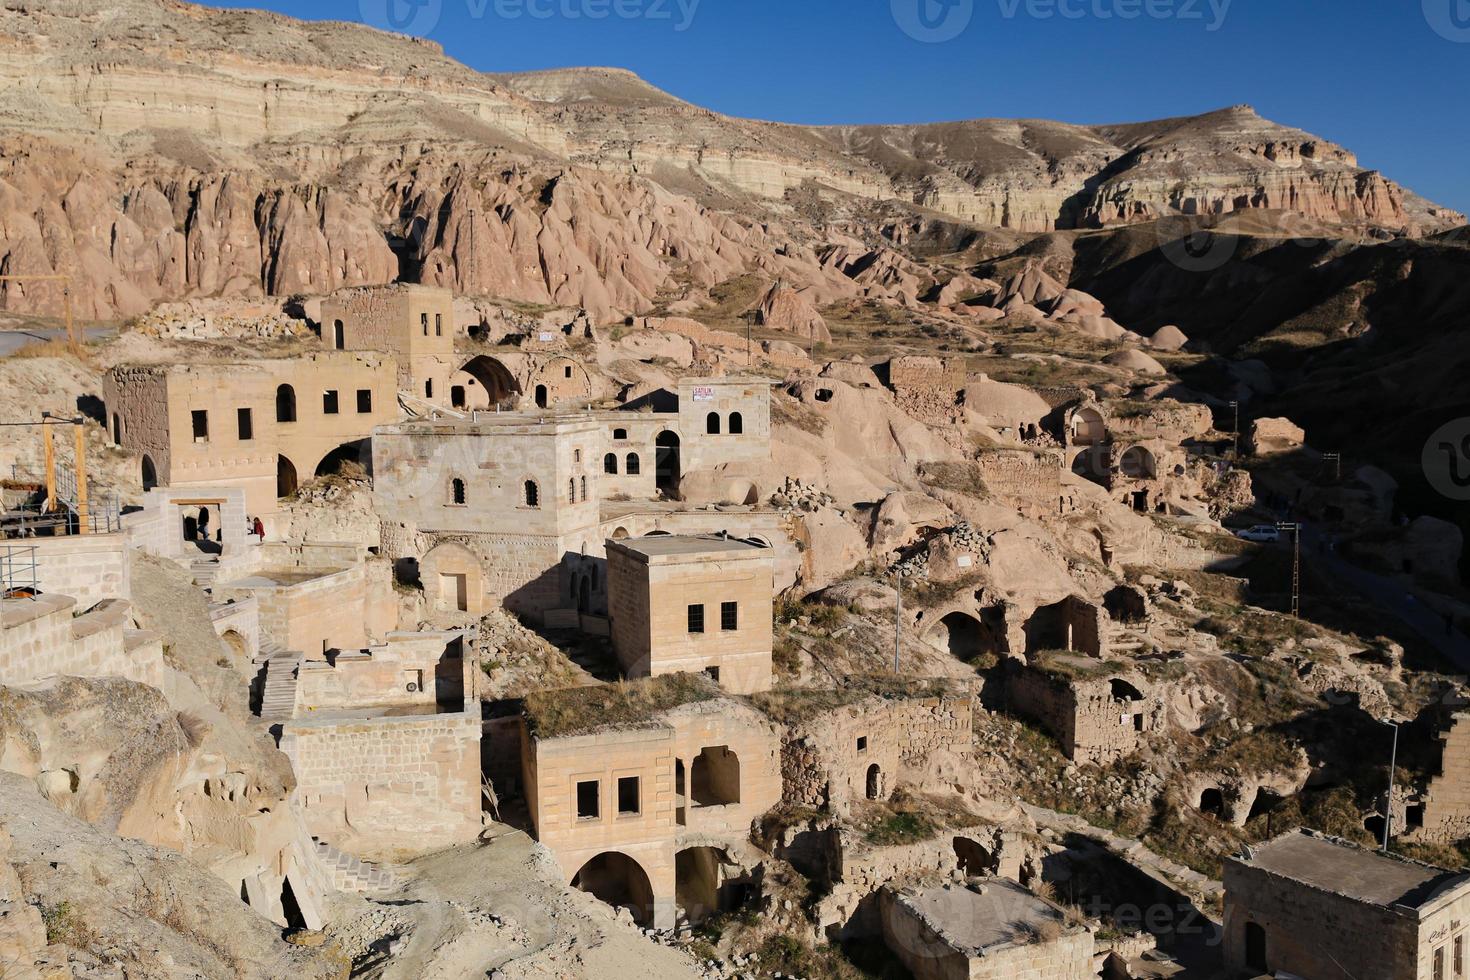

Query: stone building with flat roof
[1223,829,1470,979]
[372,414,603,618]
[320,284,456,404]
[519,686,782,931]
[103,352,399,517]
[605,534,774,695]
[879,878,1094,980]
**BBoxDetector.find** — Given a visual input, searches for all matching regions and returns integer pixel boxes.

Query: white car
[1235,525,1282,543]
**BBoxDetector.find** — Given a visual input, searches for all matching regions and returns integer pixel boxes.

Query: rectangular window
[236,407,253,441]
[323,390,339,415]
[720,601,738,631]
[356,389,372,413]
[1437,947,1446,980]
[576,780,599,820]
[1456,936,1464,978]
[617,776,640,815]
[704,666,720,683]
[857,736,868,752]
[687,604,704,634]
[435,313,442,336]
[191,410,208,442]
[421,312,429,336]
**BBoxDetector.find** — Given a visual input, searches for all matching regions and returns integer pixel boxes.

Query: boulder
[758,281,831,343]
[1103,348,1167,375]
[1147,324,1190,351]
[1249,417,1306,456]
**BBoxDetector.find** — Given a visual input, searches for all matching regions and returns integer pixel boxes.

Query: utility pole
[1382,720,1400,851]
[0,274,78,356]
[1229,401,1240,460]
[1277,522,1301,618]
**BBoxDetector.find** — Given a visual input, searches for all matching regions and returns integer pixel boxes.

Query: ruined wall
[1006,665,1151,764]
[973,449,1062,502]
[217,562,371,659]
[294,635,468,714]
[1417,713,1470,843]
[281,710,481,858]
[781,694,974,809]
[0,595,162,688]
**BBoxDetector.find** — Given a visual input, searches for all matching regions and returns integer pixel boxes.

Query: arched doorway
[953,837,993,877]
[276,455,298,498]
[459,355,521,408]
[1071,407,1105,446]
[611,526,630,539]
[1119,446,1158,480]
[332,319,345,350]
[676,846,737,925]
[655,431,680,497]
[571,852,655,927]
[866,763,884,800]
[314,439,371,479]
[275,384,297,423]
[691,746,740,806]
[141,454,158,491]
[1071,447,1110,488]
[934,611,985,660]
[535,384,548,408]
[1245,921,1267,971]
[1199,787,1225,818]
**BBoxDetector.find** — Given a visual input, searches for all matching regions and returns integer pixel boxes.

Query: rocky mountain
[0,0,1461,320]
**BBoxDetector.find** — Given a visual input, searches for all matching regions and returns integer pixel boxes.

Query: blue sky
[209,0,1470,215]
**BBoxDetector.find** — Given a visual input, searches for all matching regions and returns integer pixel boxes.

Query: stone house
[320,284,456,405]
[1005,658,1157,765]
[1223,829,1470,979]
[879,879,1094,980]
[605,534,774,695]
[519,694,782,930]
[103,352,399,517]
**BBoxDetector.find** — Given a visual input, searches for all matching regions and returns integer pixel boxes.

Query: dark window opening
[356,389,372,413]
[617,776,640,816]
[688,604,705,633]
[525,481,540,507]
[604,453,618,474]
[332,319,345,349]
[704,666,720,683]
[323,390,339,415]
[857,736,867,752]
[421,312,429,336]
[237,408,253,441]
[720,601,738,631]
[191,410,208,442]
[451,478,466,505]
[729,411,743,435]
[435,313,442,336]
[576,780,600,820]
[425,379,434,399]
[706,411,720,435]
[276,384,297,423]
[613,428,627,440]
[626,453,641,475]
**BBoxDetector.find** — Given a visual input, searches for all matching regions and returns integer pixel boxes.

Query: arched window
[580,475,587,501]
[613,428,628,440]
[332,319,345,350]
[706,412,720,435]
[524,480,540,508]
[729,411,743,435]
[569,478,576,503]
[275,384,297,423]
[604,453,618,474]
[626,453,640,475]
[450,478,466,505]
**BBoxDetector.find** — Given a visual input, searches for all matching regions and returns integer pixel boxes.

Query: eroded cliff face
[0,0,1460,320]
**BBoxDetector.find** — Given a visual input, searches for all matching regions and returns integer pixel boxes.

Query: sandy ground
[333,826,703,980]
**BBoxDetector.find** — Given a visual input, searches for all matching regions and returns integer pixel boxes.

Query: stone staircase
[256,644,302,722]
[190,557,221,589]
[313,839,399,895]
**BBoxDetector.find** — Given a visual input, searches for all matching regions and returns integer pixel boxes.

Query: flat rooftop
[377,413,601,435]
[608,533,769,561]
[898,879,1073,954]
[1239,831,1470,909]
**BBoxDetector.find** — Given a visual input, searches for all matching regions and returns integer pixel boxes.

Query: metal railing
[0,544,38,599]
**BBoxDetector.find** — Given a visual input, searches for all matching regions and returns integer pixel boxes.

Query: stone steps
[312,839,398,895]
[257,653,302,722]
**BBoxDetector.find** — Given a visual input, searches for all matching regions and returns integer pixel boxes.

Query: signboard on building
[692,386,715,402]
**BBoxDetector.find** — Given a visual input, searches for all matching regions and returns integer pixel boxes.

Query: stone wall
[781,693,974,810]
[1,595,162,688]
[27,533,131,607]
[281,710,481,859]
[1417,713,1470,843]
[1006,664,1155,764]
[973,449,1063,502]
[294,633,469,715]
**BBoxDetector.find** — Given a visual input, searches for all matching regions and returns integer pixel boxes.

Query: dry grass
[523,672,718,738]
[750,675,961,726]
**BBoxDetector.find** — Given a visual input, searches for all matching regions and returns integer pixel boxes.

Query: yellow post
[42,416,56,513]
[73,418,89,535]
